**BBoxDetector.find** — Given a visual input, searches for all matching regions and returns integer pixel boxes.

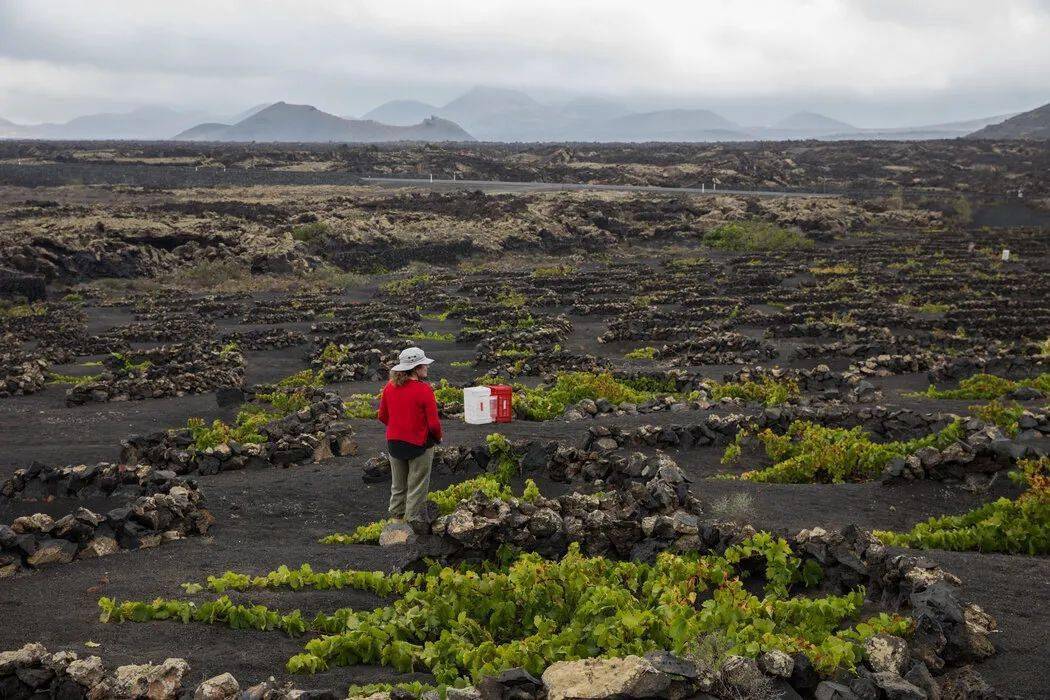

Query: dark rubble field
[1,142,1049,700]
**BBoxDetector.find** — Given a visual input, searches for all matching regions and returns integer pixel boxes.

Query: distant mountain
[774,111,854,132]
[595,109,744,141]
[228,103,275,124]
[172,123,235,141]
[968,103,1050,140]
[173,102,473,142]
[7,106,211,140]
[363,99,439,126]
[0,116,19,138]
[440,87,544,123]
[556,97,632,122]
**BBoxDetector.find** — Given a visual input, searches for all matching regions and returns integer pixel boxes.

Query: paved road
[361,176,840,198]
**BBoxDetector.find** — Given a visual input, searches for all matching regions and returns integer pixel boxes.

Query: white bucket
[463,386,493,424]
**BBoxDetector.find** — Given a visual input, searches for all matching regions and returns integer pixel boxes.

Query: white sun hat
[391,346,435,372]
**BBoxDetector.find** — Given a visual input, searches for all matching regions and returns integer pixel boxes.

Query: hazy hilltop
[173,101,474,142]
[0,87,1038,143]
[595,109,745,141]
[0,106,211,140]
[969,102,1050,140]
[362,99,439,125]
[774,111,854,132]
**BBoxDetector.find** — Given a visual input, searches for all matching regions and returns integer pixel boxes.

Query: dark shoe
[407,519,431,536]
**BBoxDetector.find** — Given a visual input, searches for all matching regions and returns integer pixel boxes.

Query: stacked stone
[882,420,1045,482]
[0,643,192,700]
[121,393,356,475]
[724,364,880,403]
[660,332,779,365]
[844,352,935,380]
[0,466,212,578]
[220,327,306,350]
[416,518,999,700]
[564,394,696,421]
[433,461,700,559]
[310,305,422,338]
[99,314,217,343]
[793,525,999,686]
[467,315,572,350]
[0,352,47,397]
[489,350,608,380]
[928,353,1048,386]
[598,311,723,343]
[311,343,399,383]
[65,342,244,406]
[584,406,1045,476]
[768,321,889,342]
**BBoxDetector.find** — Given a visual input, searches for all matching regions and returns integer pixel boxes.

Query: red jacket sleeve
[423,384,443,443]
[377,384,389,425]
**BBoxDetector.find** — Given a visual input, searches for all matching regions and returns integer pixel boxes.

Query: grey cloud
[0,0,1047,127]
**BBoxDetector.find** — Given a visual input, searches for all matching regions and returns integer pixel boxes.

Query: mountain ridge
[968,103,1050,140]
[172,101,474,142]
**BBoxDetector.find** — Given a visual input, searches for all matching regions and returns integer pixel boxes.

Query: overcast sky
[1,0,1048,127]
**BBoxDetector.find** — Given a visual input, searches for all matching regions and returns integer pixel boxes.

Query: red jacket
[377,379,443,447]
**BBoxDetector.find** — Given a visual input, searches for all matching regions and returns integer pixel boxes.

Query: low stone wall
[725,364,881,403]
[0,465,212,578]
[433,459,700,559]
[65,342,244,406]
[0,353,47,397]
[220,328,307,350]
[928,353,1047,383]
[120,392,357,475]
[583,405,1047,481]
[422,499,1000,699]
[660,332,779,365]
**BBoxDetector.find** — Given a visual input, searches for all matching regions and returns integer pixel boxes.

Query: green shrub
[727,420,965,483]
[625,346,657,360]
[291,222,329,243]
[969,400,1025,437]
[320,520,390,545]
[876,458,1048,554]
[186,412,273,451]
[278,369,325,389]
[706,377,799,407]
[304,265,367,290]
[110,352,151,374]
[0,302,46,318]
[531,265,575,279]
[382,274,432,295]
[433,379,464,412]
[47,371,101,386]
[702,222,813,252]
[185,389,315,451]
[496,288,527,308]
[100,534,911,685]
[514,372,657,421]
[319,343,349,366]
[918,372,1049,400]
[344,394,378,419]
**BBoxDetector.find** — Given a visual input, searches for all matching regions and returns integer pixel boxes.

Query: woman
[377,346,442,532]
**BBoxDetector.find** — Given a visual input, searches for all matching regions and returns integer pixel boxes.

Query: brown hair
[389,367,423,386]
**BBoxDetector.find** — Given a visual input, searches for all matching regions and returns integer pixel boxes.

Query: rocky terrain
[0,147,1048,699]
[2,139,1049,201]
[968,102,1050,141]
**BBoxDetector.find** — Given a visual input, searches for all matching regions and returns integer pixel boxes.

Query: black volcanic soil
[1,172,1049,697]
[1,294,1048,695]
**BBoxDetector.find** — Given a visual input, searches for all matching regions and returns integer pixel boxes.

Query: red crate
[490,384,513,423]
